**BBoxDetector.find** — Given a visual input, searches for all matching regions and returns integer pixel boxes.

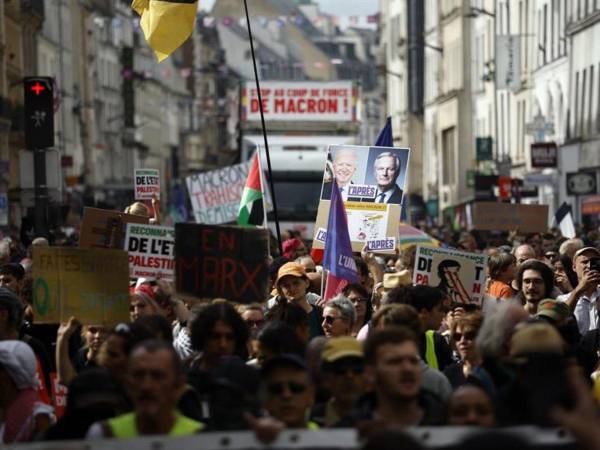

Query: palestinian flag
[131,0,198,62]
[238,152,265,227]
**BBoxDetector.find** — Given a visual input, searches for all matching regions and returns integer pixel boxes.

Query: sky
[200,0,378,17]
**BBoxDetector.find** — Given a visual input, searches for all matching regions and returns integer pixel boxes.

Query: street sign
[23,77,54,149]
[524,172,555,186]
[531,142,557,168]
[567,172,597,196]
[476,137,493,161]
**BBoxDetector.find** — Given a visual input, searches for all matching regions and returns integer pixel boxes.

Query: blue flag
[375,116,393,147]
[323,179,358,283]
[374,117,408,220]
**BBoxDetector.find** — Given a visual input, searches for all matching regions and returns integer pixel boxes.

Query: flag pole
[243,0,283,255]
[256,148,268,229]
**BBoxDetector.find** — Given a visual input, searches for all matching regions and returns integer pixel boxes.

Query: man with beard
[340,326,444,428]
[87,340,204,438]
[515,259,555,315]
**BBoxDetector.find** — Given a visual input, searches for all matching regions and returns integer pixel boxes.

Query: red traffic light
[30,82,45,95]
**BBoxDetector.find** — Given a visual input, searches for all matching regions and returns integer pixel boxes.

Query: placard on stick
[80,207,149,250]
[175,224,269,303]
[135,168,160,200]
[125,223,175,280]
[472,202,549,233]
[413,246,488,305]
[32,247,130,325]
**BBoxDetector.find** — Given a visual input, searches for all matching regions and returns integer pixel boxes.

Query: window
[500,92,505,156]
[442,127,456,185]
[574,71,580,137]
[543,4,548,65]
[524,0,530,70]
[590,65,595,135]
[537,9,542,67]
[581,68,587,137]
[552,0,557,60]
[597,63,600,132]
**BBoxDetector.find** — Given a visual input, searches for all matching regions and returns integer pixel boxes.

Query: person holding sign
[125,196,161,225]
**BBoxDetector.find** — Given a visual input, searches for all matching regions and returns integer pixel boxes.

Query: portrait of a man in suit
[321,148,362,201]
[369,151,404,204]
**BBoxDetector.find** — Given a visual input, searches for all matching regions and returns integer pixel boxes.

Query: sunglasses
[453,331,476,342]
[323,315,342,325]
[332,364,364,376]
[245,319,265,328]
[266,381,307,396]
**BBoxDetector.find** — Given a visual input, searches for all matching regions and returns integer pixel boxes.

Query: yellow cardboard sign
[32,247,130,325]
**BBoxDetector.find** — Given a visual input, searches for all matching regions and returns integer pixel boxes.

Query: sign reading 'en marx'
[175,224,269,303]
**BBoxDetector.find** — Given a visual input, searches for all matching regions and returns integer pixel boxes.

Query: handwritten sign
[79,207,149,250]
[125,223,175,280]
[186,162,251,224]
[413,246,487,305]
[175,224,269,303]
[32,247,130,325]
[472,202,549,233]
[134,168,160,200]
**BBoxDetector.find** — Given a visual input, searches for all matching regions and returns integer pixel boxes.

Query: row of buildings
[0,0,383,234]
[379,0,600,228]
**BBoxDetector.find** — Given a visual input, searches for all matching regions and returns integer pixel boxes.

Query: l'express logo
[367,238,395,251]
[347,184,377,199]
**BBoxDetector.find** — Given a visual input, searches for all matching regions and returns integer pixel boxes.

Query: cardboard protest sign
[175,224,269,303]
[186,161,251,224]
[472,202,549,233]
[413,246,488,305]
[312,145,409,252]
[134,168,160,200]
[125,223,175,280]
[32,247,130,325]
[79,207,149,250]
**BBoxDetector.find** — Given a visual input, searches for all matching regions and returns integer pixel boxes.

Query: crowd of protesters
[3,219,600,449]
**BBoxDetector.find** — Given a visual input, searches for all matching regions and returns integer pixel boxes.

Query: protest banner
[79,207,149,249]
[186,161,251,224]
[413,246,488,305]
[134,168,160,200]
[32,247,130,325]
[312,145,409,252]
[472,202,549,233]
[125,223,175,280]
[175,224,269,303]
[241,81,356,122]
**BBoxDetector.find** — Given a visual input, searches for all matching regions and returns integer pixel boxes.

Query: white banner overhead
[496,35,521,90]
[241,81,357,122]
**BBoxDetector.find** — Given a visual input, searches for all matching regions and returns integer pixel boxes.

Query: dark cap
[261,354,307,377]
[0,287,21,309]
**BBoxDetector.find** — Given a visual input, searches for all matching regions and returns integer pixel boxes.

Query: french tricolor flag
[322,179,358,302]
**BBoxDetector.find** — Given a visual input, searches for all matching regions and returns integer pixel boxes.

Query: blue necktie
[377,192,385,203]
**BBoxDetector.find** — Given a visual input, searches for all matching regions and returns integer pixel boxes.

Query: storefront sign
[566,172,597,196]
[531,142,557,168]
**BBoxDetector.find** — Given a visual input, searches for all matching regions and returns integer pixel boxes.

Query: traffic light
[23,77,54,149]
[121,47,135,128]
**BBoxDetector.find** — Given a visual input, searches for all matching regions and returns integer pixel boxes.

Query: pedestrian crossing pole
[24,77,55,239]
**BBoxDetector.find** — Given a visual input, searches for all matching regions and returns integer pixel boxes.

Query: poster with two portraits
[312,145,410,253]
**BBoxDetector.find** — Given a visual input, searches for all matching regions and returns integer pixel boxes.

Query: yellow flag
[132,0,198,62]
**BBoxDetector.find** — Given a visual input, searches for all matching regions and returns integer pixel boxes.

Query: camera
[590,258,600,272]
